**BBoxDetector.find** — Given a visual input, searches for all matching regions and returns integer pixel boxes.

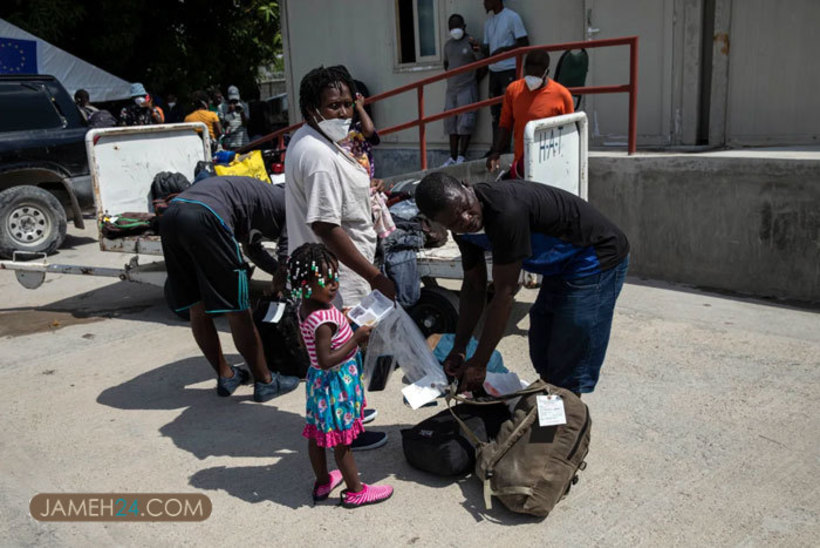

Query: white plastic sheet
[362,306,447,390]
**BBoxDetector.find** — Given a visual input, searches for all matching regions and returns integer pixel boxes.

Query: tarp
[0,18,131,101]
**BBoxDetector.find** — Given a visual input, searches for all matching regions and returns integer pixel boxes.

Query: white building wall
[281,0,820,160]
[724,0,820,146]
[282,0,583,156]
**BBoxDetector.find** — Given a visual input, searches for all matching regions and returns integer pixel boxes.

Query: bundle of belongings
[378,196,449,307]
[399,334,592,518]
[100,171,191,239]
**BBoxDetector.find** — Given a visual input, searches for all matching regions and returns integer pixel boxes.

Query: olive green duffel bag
[448,379,591,517]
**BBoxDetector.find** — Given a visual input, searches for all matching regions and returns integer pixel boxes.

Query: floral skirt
[302,352,367,447]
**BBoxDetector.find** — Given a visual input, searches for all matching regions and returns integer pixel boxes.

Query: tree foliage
[1,0,281,100]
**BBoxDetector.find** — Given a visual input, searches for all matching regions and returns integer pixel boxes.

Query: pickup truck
[0,74,94,258]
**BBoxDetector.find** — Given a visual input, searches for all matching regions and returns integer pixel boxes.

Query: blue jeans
[528,256,629,393]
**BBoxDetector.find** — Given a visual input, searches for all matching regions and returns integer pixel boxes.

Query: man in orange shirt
[486,51,574,177]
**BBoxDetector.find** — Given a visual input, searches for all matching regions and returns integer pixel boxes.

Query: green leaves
[0,0,282,100]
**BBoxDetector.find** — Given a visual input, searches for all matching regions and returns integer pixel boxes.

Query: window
[0,83,63,132]
[396,0,441,66]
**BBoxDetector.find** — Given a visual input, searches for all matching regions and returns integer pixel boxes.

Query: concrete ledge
[590,155,820,303]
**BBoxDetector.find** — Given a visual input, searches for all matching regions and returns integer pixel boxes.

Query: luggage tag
[536,394,567,427]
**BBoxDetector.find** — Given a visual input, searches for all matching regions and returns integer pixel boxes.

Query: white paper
[483,372,524,397]
[402,373,446,410]
[536,395,567,427]
[262,302,285,324]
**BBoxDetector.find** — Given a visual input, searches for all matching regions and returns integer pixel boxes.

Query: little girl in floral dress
[288,243,393,508]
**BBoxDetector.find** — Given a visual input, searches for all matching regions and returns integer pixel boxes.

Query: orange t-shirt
[184,109,220,139]
[499,79,574,164]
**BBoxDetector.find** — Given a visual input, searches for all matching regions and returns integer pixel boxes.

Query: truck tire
[408,286,460,337]
[0,186,67,259]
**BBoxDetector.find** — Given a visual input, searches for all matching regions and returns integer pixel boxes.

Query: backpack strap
[444,395,484,447]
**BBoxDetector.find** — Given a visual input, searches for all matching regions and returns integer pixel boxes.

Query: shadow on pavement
[96,354,543,517]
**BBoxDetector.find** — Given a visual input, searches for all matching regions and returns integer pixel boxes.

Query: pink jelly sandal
[313,470,344,502]
[340,483,393,508]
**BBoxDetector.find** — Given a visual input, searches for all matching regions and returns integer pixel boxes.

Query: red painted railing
[242,36,638,169]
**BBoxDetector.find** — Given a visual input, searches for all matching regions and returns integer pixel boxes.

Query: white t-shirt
[285,124,376,305]
[483,7,528,72]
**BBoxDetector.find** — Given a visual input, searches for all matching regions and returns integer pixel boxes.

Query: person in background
[483,0,529,154]
[74,89,98,122]
[119,82,164,126]
[165,92,185,123]
[486,50,574,177]
[222,86,249,150]
[210,87,226,116]
[441,13,484,166]
[333,68,380,182]
[184,90,223,143]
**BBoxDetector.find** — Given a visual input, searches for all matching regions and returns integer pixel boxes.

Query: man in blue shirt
[415,173,630,395]
[483,0,529,152]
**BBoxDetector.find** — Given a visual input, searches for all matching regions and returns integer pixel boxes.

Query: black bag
[401,403,510,476]
[252,297,310,379]
[151,171,190,202]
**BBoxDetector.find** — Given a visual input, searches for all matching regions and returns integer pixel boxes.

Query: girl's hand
[354,324,373,342]
[355,92,366,110]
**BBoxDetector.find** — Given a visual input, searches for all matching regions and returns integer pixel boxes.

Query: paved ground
[1,223,818,546]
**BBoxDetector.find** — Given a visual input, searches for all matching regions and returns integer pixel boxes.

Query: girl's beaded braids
[287,243,339,300]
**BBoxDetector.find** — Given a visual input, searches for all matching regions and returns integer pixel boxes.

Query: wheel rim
[6,203,52,248]
[410,303,454,337]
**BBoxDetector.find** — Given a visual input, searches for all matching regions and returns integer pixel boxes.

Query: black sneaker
[253,372,300,402]
[351,430,388,451]
[362,408,377,424]
[216,365,250,397]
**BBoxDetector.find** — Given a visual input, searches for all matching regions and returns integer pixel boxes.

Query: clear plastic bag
[362,306,447,389]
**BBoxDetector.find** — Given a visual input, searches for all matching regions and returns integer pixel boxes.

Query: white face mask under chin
[524,75,544,91]
[315,113,351,143]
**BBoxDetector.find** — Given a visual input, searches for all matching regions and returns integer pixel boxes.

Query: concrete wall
[385,154,820,303]
[589,154,820,302]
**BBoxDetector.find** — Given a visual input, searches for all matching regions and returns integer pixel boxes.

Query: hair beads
[287,243,339,300]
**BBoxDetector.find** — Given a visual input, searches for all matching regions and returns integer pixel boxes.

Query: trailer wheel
[164,278,190,321]
[408,286,459,337]
[0,186,67,259]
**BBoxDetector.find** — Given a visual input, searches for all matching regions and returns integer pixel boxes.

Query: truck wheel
[0,186,67,259]
[408,286,459,337]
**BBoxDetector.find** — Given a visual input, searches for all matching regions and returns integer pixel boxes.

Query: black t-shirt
[455,180,629,277]
[174,175,285,245]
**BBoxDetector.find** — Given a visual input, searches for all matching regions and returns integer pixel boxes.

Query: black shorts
[160,200,250,314]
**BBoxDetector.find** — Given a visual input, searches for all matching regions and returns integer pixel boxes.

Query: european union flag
[0,37,37,74]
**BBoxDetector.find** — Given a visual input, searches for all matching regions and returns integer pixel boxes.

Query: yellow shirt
[184,109,220,139]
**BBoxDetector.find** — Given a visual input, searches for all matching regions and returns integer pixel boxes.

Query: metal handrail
[241,36,638,168]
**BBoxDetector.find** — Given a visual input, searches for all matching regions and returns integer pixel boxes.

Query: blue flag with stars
[0,37,37,74]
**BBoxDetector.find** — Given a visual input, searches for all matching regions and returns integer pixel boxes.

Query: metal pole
[418,86,426,170]
[628,37,638,155]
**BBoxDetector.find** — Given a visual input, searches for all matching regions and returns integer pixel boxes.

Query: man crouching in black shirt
[415,173,629,395]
